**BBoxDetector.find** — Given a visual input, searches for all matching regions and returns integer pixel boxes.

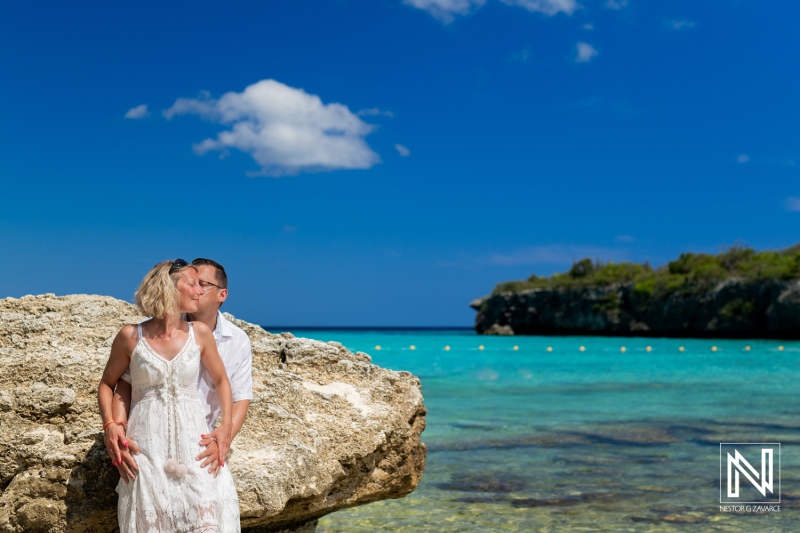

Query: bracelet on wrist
[102,420,116,431]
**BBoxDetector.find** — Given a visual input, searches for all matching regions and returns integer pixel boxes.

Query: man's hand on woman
[196,437,221,477]
[201,423,232,470]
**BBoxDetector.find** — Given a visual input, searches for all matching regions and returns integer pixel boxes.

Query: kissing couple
[98,258,252,532]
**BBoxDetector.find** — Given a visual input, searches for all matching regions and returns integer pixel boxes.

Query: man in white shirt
[111,258,253,480]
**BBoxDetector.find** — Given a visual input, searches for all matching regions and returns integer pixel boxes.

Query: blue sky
[1,0,798,326]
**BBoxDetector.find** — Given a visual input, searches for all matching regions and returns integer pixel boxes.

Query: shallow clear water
[283,330,799,532]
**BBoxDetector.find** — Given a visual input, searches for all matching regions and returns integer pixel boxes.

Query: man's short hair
[192,258,228,289]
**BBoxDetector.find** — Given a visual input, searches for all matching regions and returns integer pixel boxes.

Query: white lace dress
[117,322,240,533]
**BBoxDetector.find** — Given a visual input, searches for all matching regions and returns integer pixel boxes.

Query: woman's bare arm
[194,322,233,466]
[97,325,136,465]
[112,378,140,482]
[113,379,132,423]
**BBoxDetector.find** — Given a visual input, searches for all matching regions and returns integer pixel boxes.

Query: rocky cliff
[472,279,800,338]
[0,294,426,533]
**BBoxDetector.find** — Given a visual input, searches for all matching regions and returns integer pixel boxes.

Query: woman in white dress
[98,259,241,532]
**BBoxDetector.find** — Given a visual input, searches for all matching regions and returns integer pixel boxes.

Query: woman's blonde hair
[134,260,196,319]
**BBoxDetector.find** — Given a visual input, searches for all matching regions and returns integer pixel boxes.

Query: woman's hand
[202,422,232,467]
[104,422,128,466]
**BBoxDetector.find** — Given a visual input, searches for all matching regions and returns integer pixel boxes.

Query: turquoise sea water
[284,330,799,532]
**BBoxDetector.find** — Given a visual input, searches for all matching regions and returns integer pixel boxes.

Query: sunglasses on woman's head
[168,258,189,275]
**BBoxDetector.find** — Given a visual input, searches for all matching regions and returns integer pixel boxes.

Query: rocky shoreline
[0,294,426,533]
[472,279,800,338]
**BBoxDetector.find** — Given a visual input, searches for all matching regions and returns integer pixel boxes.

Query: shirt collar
[214,310,233,339]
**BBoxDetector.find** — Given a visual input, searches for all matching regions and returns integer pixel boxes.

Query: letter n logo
[720,443,780,503]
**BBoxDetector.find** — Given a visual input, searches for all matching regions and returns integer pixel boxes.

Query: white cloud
[402,0,486,23]
[358,108,395,118]
[668,19,696,31]
[582,23,594,30]
[488,245,627,266]
[605,0,628,9]
[575,42,599,63]
[563,96,635,114]
[501,0,578,15]
[164,80,380,176]
[764,156,796,166]
[508,47,532,63]
[395,144,411,157]
[404,0,577,22]
[163,90,216,119]
[615,234,636,244]
[435,245,634,269]
[737,154,750,163]
[124,104,149,119]
[784,197,800,212]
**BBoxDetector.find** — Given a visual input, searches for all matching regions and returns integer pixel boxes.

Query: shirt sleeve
[229,336,253,402]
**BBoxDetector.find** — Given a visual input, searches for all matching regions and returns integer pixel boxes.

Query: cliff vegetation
[492,244,800,299]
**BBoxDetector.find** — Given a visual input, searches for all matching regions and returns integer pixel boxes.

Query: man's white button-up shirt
[197,311,253,431]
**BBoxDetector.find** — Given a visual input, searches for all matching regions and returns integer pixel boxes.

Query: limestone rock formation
[481,323,514,336]
[0,294,426,532]
[473,279,800,338]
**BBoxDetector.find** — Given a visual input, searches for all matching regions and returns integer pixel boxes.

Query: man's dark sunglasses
[199,279,223,290]
[168,258,189,275]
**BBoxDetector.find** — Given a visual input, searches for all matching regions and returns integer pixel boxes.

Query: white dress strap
[137,323,143,341]
[188,322,195,341]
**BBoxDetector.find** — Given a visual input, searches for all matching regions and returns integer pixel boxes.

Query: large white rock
[0,294,427,532]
